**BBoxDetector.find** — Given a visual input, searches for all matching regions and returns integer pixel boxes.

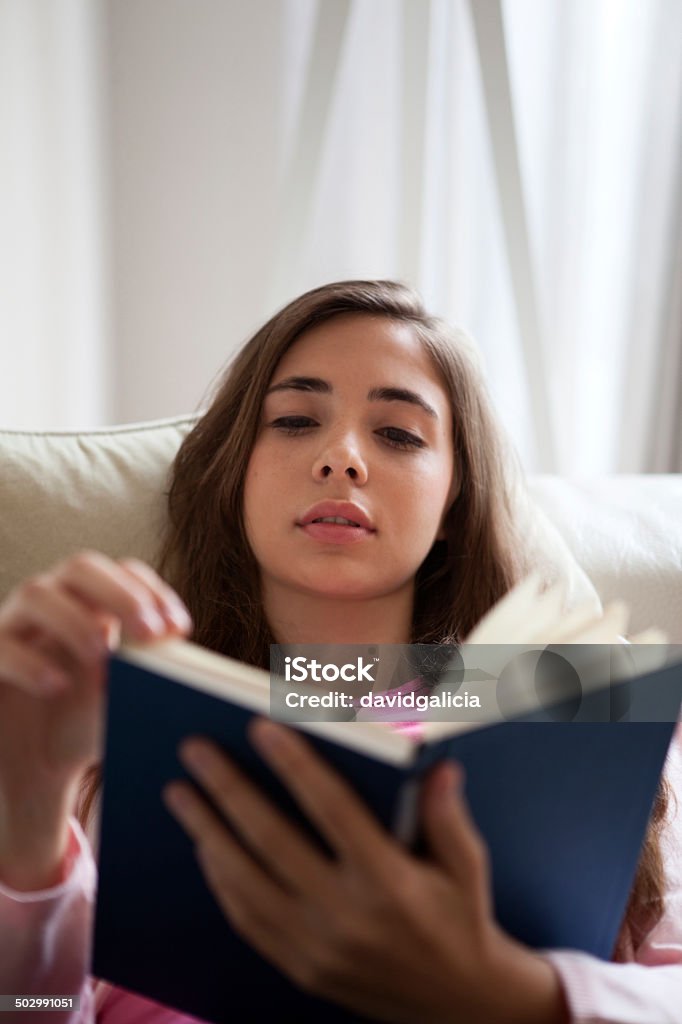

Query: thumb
[421,762,490,891]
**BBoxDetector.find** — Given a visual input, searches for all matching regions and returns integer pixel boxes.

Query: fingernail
[250,719,287,755]
[454,766,466,795]
[179,739,211,772]
[163,783,190,813]
[137,608,166,637]
[169,603,192,631]
[441,762,463,797]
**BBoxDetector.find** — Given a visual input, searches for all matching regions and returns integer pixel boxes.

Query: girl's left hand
[163,720,567,1024]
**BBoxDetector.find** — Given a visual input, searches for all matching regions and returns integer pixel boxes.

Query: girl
[0,281,680,1023]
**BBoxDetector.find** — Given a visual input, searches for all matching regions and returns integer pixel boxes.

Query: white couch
[529,476,682,642]
[0,417,680,641]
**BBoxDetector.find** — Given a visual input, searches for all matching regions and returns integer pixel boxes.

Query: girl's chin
[291,573,411,603]
[300,583,386,601]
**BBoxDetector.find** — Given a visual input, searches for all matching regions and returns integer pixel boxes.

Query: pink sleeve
[543,724,682,1023]
[0,818,206,1024]
[0,818,96,1023]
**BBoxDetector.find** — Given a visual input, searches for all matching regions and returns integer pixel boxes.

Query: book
[92,579,682,1024]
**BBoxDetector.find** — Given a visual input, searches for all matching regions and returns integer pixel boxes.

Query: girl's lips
[300,501,374,531]
[298,522,374,545]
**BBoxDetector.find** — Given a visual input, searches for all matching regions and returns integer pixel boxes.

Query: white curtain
[1,0,680,474]
[272,0,682,473]
[502,0,682,473]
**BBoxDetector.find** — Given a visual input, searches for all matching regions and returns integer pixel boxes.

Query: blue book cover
[92,645,680,1023]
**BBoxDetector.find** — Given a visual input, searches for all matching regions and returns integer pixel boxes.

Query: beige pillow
[0,416,197,600]
[0,415,600,613]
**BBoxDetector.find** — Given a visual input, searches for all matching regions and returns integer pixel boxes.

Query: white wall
[0,0,109,428]
[106,0,286,421]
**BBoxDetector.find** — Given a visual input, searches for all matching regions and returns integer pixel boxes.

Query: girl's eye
[270,416,317,435]
[378,427,426,450]
[269,418,424,449]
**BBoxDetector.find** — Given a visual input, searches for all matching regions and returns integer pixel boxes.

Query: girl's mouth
[298,520,374,544]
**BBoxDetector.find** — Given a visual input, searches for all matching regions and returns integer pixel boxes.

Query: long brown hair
[79,279,669,957]
[158,279,524,662]
[613,777,672,959]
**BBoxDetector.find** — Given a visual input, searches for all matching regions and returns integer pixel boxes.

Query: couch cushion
[0,417,197,599]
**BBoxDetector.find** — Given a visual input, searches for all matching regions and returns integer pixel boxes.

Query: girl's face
[243,314,456,605]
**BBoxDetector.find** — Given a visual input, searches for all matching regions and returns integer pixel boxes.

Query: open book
[93,577,681,1024]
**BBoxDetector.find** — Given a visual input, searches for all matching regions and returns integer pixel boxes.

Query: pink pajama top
[1,726,681,1024]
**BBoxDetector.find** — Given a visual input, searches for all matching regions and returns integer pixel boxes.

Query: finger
[249,719,401,872]
[0,635,69,695]
[197,835,326,995]
[3,578,110,669]
[177,738,335,898]
[197,841,318,987]
[117,558,192,634]
[53,552,170,641]
[421,762,490,899]
[163,781,312,958]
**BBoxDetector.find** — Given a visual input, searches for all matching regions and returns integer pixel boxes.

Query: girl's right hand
[0,551,192,890]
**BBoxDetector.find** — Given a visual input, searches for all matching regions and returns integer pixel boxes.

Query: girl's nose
[312,435,368,484]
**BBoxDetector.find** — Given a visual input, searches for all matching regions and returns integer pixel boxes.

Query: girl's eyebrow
[266,377,438,418]
[267,376,330,395]
[367,385,438,419]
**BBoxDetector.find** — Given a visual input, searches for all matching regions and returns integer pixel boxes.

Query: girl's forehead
[273,314,441,383]
[266,316,453,430]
